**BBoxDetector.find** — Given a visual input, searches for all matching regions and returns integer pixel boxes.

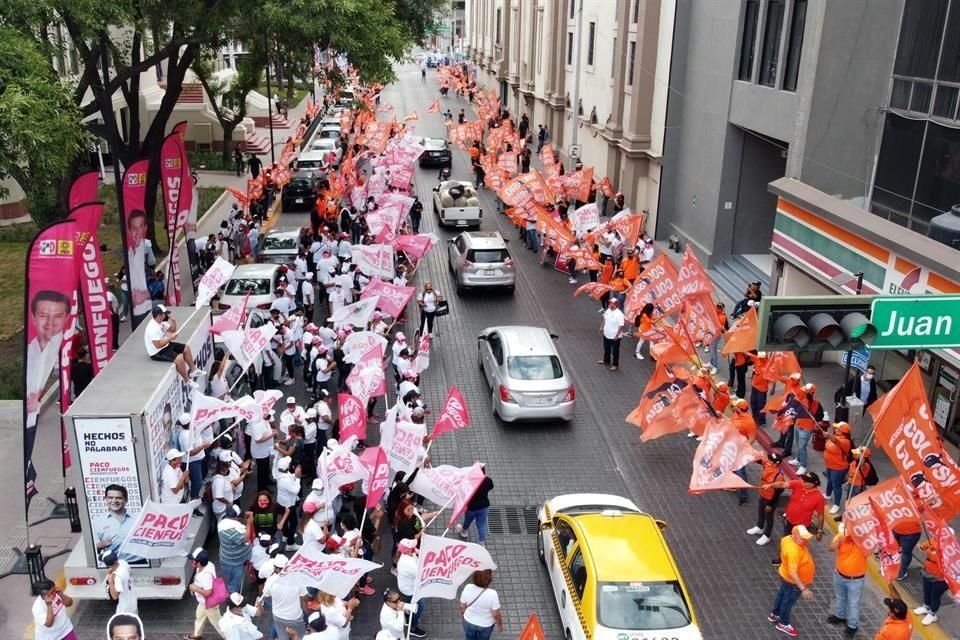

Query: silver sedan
[478,326,576,422]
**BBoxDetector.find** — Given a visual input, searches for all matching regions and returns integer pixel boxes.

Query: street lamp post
[263,32,276,166]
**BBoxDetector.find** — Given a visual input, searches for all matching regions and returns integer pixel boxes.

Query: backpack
[863,462,879,486]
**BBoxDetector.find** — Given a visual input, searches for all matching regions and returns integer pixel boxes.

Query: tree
[0,27,87,225]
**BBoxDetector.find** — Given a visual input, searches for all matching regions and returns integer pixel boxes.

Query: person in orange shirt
[823,422,853,515]
[914,537,948,626]
[712,382,732,414]
[768,525,815,637]
[597,260,615,310]
[747,451,784,546]
[619,247,641,283]
[827,524,867,635]
[633,303,655,360]
[728,351,748,398]
[846,447,874,499]
[730,398,756,506]
[892,515,922,581]
[875,598,912,640]
[707,302,729,371]
[609,270,629,308]
[750,351,770,426]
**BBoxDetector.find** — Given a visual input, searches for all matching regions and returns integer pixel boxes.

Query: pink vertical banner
[121,159,152,324]
[160,121,193,305]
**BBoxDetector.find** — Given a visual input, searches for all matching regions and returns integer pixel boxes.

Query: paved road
[64,64,898,640]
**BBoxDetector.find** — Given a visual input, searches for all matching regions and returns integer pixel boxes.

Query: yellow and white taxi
[537,494,702,640]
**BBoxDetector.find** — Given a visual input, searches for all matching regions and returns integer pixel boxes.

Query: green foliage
[0,27,87,225]
[393,0,449,46]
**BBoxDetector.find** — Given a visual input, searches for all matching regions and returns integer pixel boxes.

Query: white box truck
[63,306,214,599]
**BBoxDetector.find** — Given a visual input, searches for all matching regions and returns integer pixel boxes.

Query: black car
[418,138,452,168]
[281,170,320,212]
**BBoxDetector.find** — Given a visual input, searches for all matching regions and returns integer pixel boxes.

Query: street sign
[870,295,960,349]
[841,347,871,372]
[569,144,581,159]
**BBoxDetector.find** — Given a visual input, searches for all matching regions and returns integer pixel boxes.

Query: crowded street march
[23,51,959,640]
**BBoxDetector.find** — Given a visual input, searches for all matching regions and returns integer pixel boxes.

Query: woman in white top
[458,569,503,640]
[220,593,264,640]
[377,591,406,640]
[186,548,222,640]
[316,590,359,640]
[416,282,440,336]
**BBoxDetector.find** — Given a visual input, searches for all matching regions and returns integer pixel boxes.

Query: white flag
[222,323,277,370]
[342,331,389,365]
[191,394,260,432]
[331,296,380,329]
[413,534,496,602]
[118,499,198,560]
[320,441,369,491]
[195,257,236,308]
[384,420,425,479]
[280,544,382,599]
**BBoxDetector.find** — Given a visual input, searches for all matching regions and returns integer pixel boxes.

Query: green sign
[870,295,960,349]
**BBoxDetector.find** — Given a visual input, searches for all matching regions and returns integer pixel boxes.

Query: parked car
[448,231,514,294]
[259,228,301,265]
[418,137,452,168]
[294,151,328,172]
[310,138,342,167]
[218,263,281,313]
[537,494,701,640]
[433,180,482,228]
[281,169,320,212]
[477,325,575,422]
[316,126,342,141]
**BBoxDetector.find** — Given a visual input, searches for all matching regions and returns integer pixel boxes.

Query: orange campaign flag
[518,613,545,640]
[720,306,758,355]
[648,327,700,380]
[869,363,960,520]
[759,351,803,382]
[627,361,686,428]
[623,254,682,321]
[641,384,713,441]
[933,514,960,597]
[689,417,760,493]
[539,143,559,178]
[574,282,615,300]
[842,477,921,557]
[595,176,615,198]
[403,111,420,122]
[225,187,249,207]
[677,246,715,297]
[427,99,440,113]
[678,294,723,346]
[869,496,903,583]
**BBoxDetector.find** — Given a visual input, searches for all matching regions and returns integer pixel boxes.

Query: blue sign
[842,347,871,372]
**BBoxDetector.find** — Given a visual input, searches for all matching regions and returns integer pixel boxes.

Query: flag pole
[421,495,456,532]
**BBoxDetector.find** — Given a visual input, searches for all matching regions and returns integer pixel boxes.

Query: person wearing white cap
[396,539,425,636]
[160,448,188,504]
[391,333,407,381]
[177,413,209,501]
[313,391,334,443]
[220,592,263,640]
[144,305,199,383]
[250,533,273,593]
[279,397,306,438]
[275,456,302,548]
[263,554,307,640]
[312,345,336,398]
[211,456,235,519]
[301,272,316,320]
[187,547,222,639]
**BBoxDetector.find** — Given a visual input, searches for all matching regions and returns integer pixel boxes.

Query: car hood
[593,623,702,640]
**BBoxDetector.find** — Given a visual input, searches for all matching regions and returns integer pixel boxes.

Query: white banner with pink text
[413,534,496,602]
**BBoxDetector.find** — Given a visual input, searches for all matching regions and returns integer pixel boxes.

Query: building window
[537,15,543,74]
[894,0,948,79]
[632,0,640,23]
[759,0,785,87]
[587,21,596,66]
[567,32,574,66]
[611,36,617,78]
[569,0,575,20]
[738,0,760,81]
[627,40,636,86]
[782,0,807,91]
[496,8,502,45]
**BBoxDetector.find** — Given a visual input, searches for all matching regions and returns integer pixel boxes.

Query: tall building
[662,0,960,443]
[464,0,675,226]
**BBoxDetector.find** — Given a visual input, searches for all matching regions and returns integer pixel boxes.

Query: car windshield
[468,249,508,263]
[597,582,692,631]
[296,161,321,170]
[424,139,445,150]
[319,130,339,138]
[224,277,272,295]
[506,355,563,380]
[289,177,313,188]
[313,142,335,150]
[263,235,298,251]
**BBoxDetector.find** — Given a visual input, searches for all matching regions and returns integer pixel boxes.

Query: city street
[57,63,900,640]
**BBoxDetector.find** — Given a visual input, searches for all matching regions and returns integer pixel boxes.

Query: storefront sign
[871,295,960,349]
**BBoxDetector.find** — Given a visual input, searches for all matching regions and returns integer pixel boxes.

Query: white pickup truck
[433,180,482,228]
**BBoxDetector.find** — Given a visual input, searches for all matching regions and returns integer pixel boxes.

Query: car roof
[231,263,279,278]
[312,138,337,147]
[460,231,506,250]
[487,326,556,356]
[265,227,300,239]
[320,125,341,131]
[298,151,326,161]
[439,180,473,190]
[571,512,680,582]
[421,138,446,147]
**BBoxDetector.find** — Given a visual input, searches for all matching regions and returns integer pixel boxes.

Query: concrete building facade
[464,0,675,229]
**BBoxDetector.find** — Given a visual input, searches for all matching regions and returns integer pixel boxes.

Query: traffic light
[756,295,878,352]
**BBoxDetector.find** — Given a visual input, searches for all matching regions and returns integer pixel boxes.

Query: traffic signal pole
[839,272,865,409]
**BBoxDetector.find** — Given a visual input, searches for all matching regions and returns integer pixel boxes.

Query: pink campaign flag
[68,202,112,375]
[342,331,389,365]
[320,441,369,491]
[211,292,249,334]
[118,499,196,560]
[432,387,471,438]
[346,343,386,404]
[688,417,760,494]
[361,278,415,318]
[280,544,381,599]
[338,393,367,442]
[221,322,277,370]
[413,333,431,374]
[413,534,496,602]
[190,394,259,432]
[359,446,390,509]
[68,171,100,211]
[395,234,437,261]
[195,257,235,308]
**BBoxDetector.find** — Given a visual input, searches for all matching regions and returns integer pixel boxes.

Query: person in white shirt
[392,265,408,288]
[300,501,329,549]
[316,590,358,640]
[396,539,424,635]
[160,449,189,504]
[187,547,222,638]
[211,459,234,519]
[178,414,210,501]
[328,284,346,316]
[220,592,264,640]
[102,552,138,616]
[598,297,626,371]
[314,391,334,443]
[274,456,302,548]
[458,569,503,638]
[416,283,439,336]
[263,555,307,640]
[294,253,308,285]
[301,273,316,318]
[641,238,655,264]
[391,333,407,380]
[271,290,295,320]
[143,305,197,383]
[32,580,74,640]
[377,591,407,640]
[280,397,306,434]
[336,235,353,262]
[293,611,337,640]
[312,346,335,398]
[370,311,389,337]
[125,209,152,318]
[335,269,354,304]
[25,290,70,429]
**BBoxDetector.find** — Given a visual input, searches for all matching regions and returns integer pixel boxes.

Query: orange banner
[623,254,682,321]
[689,417,759,493]
[842,477,921,556]
[677,246,715,297]
[720,306,758,355]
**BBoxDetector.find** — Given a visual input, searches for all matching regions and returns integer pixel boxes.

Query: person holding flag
[827,524,867,637]
[456,465,494,545]
[913,535,948,626]
[763,471,825,566]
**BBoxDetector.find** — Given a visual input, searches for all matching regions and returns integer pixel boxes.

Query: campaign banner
[413,333,431,374]
[121,159,152,324]
[688,418,760,493]
[160,122,191,305]
[394,234,438,262]
[382,419,426,479]
[75,416,145,566]
[342,331,388,365]
[678,294,723,346]
[280,544,381,599]
[338,393,367,442]
[432,387,470,438]
[221,323,277,371]
[211,293,249,335]
[355,244,395,280]
[68,171,100,211]
[677,246,714,297]
[320,442,369,491]
[118,499,195,560]
[413,534,496,602]
[68,202,112,374]
[572,202,600,235]
[346,344,386,405]
[360,279,415,319]
[195,257,235,308]
[842,477,921,555]
[359,446,390,509]
[574,282,615,300]
[23,219,79,505]
[624,254,682,321]
[331,296,380,329]
[191,394,259,433]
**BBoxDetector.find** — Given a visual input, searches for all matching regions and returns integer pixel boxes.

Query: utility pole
[264,32,276,165]
[569,0,584,171]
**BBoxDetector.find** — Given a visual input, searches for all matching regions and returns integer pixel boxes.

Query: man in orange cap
[846,447,875,499]
[768,524,816,637]
[823,422,854,515]
[788,382,825,474]
[712,382,732,413]
[730,398,756,506]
